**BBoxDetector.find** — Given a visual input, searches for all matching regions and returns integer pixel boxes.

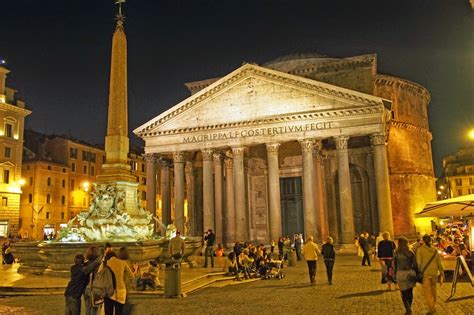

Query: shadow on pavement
[337,289,389,299]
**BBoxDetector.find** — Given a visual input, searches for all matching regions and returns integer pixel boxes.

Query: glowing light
[439,185,445,190]
[469,129,474,140]
[18,178,26,186]
[437,191,441,195]
[82,181,90,192]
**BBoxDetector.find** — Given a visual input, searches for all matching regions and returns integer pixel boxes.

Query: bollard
[164,259,182,298]
[289,250,297,267]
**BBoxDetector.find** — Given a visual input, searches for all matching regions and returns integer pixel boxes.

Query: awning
[415,194,474,218]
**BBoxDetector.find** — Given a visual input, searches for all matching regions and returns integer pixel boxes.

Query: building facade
[19,131,147,240]
[0,66,31,238]
[135,53,436,244]
[439,147,474,199]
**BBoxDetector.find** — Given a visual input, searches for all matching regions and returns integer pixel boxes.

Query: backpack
[90,261,116,305]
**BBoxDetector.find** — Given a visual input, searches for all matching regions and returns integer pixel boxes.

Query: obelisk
[96,0,140,216]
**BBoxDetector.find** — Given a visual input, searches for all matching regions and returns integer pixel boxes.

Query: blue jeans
[204,246,214,267]
[65,296,81,315]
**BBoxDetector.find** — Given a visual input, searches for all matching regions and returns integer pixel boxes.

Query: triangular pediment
[134,64,386,137]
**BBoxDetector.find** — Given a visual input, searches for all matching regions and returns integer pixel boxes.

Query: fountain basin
[38,239,165,277]
[10,241,48,275]
[158,236,202,267]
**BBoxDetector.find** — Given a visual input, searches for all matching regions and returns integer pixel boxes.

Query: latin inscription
[183,122,334,143]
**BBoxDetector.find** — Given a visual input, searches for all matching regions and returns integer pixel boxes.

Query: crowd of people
[63,243,161,315]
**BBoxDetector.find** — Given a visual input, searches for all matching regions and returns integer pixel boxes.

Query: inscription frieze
[183,122,334,144]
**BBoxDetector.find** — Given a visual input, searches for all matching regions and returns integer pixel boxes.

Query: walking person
[416,235,444,315]
[394,237,418,315]
[83,246,101,315]
[294,234,302,261]
[377,231,396,290]
[302,236,321,284]
[204,229,215,268]
[359,232,371,266]
[321,237,336,285]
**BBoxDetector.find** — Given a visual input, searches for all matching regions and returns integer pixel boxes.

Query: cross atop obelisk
[98,0,136,183]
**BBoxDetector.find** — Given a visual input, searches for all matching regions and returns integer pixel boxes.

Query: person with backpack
[64,253,100,315]
[394,237,418,315]
[104,247,134,315]
[83,246,101,315]
[416,234,445,315]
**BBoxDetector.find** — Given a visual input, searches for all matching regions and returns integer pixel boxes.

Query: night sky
[1,0,472,177]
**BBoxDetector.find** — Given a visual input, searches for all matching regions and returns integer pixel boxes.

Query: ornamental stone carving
[185,161,194,176]
[266,143,280,155]
[158,157,172,168]
[144,153,158,164]
[334,136,349,150]
[224,158,234,169]
[213,153,223,164]
[232,147,245,159]
[173,151,185,163]
[370,133,386,146]
[299,139,315,153]
[202,149,214,161]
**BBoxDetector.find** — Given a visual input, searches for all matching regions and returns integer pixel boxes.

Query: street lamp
[469,129,474,141]
[82,181,90,192]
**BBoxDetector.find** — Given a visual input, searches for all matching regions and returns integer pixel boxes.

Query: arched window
[47,177,51,186]
[46,194,51,204]
[61,195,65,205]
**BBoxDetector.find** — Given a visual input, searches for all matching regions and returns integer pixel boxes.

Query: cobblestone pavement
[0,254,472,315]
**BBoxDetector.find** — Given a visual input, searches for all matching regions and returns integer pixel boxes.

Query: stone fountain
[11,3,201,277]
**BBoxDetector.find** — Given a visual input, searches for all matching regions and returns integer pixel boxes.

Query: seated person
[3,246,14,264]
[215,244,224,258]
[225,252,241,280]
[238,249,254,279]
[136,261,161,290]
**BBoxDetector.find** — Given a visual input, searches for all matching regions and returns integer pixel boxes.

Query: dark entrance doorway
[280,177,304,237]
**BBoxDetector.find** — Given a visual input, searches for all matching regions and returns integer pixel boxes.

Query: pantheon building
[135,53,436,244]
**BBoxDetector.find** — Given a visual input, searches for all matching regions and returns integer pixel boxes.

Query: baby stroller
[265,259,285,280]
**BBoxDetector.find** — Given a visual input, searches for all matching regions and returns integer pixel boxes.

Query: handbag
[416,250,437,284]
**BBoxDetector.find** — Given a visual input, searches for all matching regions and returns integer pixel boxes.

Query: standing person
[321,237,336,285]
[283,236,291,263]
[416,235,445,315]
[374,232,384,258]
[204,229,215,268]
[359,232,371,266]
[104,247,134,315]
[294,234,303,261]
[270,240,276,254]
[394,237,418,315]
[302,236,321,284]
[64,255,87,315]
[277,237,284,260]
[169,230,185,259]
[83,246,101,315]
[377,231,396,290]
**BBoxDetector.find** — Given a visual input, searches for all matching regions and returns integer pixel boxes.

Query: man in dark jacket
[321,237,336,284]
[359,232,371,266]
[204,229,215,268]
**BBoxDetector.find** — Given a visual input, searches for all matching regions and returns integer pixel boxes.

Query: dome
[263,52,340,72]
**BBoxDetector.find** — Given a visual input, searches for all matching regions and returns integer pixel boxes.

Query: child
[64,254,87,315]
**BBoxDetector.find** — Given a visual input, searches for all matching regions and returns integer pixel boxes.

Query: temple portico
[135,63,396,244]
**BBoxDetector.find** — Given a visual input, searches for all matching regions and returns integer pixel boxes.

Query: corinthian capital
[173,151,185,163]
[299,139,315,153]
[370,133,386,146]
[213,153,223,164]
[224,158,234,169]
[334,136,349,150]
[144,153,158,164]
[202,149,214,161]
[265,143,280,155]
[231,147,245,159]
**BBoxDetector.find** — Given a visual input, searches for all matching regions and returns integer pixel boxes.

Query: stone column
[232,147,247,241]
[144,153,157,232]
[266,143,282,243]
[202,149,215,233]
[173,151,185,234]
[224,158,235,245]
[300,139,317,240]
[370,133,394,236]
[213,153,224,244]
[159,158,171,236]
[185,161,195,236]
[335,136,355,244]
[313,140,328,241]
